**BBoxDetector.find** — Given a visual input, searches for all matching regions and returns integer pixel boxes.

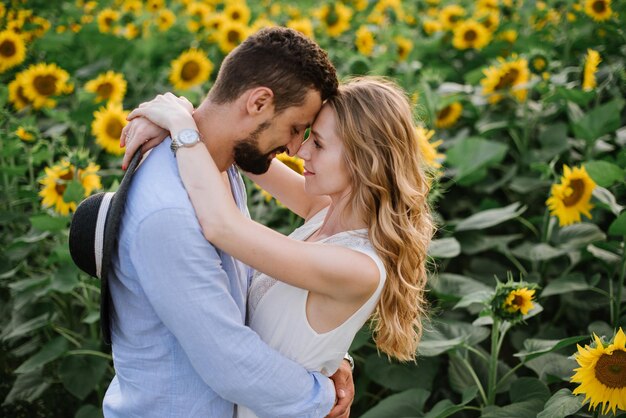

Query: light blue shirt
[103,139,334,418]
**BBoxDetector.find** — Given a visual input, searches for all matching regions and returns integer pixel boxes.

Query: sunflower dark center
[231,11,240,20]
[533,58,546,70]
[0,39,16,57]
[562,179,585,207]
[34,74,58,96]
[326,7,339,26]
[104,16,114,26]
[96,82,113,98]
[17,85,30,104]
[227,29,241,44]
[438,105,452,120]
[448,14,461,24]
[495,68,519,90]
[105,117,124,139]
[592,0,607,13]
[181,61,200,81]
[55,170,74,195]
[595,350,626,388]
[513,294,525,306]
[464,29,477,42]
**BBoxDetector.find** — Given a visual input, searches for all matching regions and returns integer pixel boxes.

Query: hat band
[95,192,114,279]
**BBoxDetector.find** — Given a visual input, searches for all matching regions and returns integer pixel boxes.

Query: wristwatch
[344,352,355,372]
[170,129,201,156]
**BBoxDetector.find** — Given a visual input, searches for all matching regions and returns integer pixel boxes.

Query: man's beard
[233,121,285,175]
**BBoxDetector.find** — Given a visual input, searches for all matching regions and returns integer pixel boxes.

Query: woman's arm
[245,161,331,221]
[127,94,379,302]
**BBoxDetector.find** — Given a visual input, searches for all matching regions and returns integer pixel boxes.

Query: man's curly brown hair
[209,27,338,112]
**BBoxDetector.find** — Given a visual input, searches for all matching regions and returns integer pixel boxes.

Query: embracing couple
[84,27,433,417]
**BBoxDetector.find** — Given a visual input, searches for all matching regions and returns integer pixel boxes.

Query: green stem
[614,238,626,328]
[462,344,490,363]
[487,317,500,405]
[497,362,524,387]
[453,353,488,406]
[66,350,112,361]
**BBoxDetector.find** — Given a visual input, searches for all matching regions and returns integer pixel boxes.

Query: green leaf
[360,388,430,418]
[1,313,49,341]
[423,389,477,418]
[457,233,523,255]
[514,336,588,362]
[430,273,491,300]
[585,160,625,188]
[75,404,104,418]
[455,202,526,231]
[349,326,371,351]
[541,274,591,297]
[63,180,85,204]
[58,354,109,400]
[593,186,624,216]
[2,369,51,405]
[419,320,490,356]
[510,242,566,261]
[50,263,80,294]
[454,290,493,309]
[30,214,70,232]
[446,137,508,185]
[608,212,626,236]
[525,353,577,383]
[364,354,440,391]
[428,238,461,258]
[509,377,550,403]
[481,399,545,418]
[572,99,625,141]
[536,389,583,418]
[554,223,605,250]
[531,123,569,162]
[15,337,68,374]
[551,86,595,106]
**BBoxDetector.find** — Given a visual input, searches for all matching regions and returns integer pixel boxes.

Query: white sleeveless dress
[237,207,387,418]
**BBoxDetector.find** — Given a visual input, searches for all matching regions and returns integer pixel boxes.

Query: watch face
[178,129,200,145]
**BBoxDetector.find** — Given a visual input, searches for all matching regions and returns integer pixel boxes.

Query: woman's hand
[121,92,195,170]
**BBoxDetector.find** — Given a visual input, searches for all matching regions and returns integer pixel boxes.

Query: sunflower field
[1,0,626,416]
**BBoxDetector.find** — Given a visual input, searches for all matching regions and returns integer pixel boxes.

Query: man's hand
[326,360,354,418]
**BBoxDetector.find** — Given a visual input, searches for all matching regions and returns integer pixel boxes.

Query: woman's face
[297,104,351,198]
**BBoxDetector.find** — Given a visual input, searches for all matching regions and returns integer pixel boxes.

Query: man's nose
[286,137,303,156]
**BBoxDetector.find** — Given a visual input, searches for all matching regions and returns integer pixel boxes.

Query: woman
[124,77,434,417]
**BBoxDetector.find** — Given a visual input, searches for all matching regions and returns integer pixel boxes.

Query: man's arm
[131,207,335,418]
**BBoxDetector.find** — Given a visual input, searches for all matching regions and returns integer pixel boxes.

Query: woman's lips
[303,169,315,176]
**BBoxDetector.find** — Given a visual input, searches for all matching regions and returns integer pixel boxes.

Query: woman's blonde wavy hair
[326,77,435,361]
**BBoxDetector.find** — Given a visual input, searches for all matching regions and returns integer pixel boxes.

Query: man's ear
[246,87,274,115]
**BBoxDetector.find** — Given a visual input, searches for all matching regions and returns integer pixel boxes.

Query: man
[106,27,353,417]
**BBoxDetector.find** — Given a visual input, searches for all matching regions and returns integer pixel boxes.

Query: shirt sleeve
[130,207,335,418]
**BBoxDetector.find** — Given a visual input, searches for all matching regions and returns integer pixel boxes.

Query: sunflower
[39,161,101,216]
[529,52,549,74]
[502,287,535,315]
[92,103,128,156]
[216,21,249,54]
[480,57,530,104]
[582,49,601,91]
[313,3,353,37]
[416,126,444,170]
[355,26,375,56]
[395,36,413,61]
[423,19,443,35]
[0,30,27,73]
[583,0,612,22]
[373,0,406,22]
[546,164,596,227]
[8,73,33,110]
[223,2,250,24]
[20,62,73,109]
[97,9,120,34]
[15,126,35,142]
[156,9,176,32]
[186,2,212,32]
[571,329,626,415]
[498,29,518,43]
[169,49,213,90]
[477,0,499,12]
[286,18,314,39]
[439,5,466,30]
[0,4,5,19]
[85,71,127,103]
[452,20,491,50]
[205,13,227,41]
[477,10,500,32]
[122,0,143,15]
[146,0,165,13]
[435,102,463,129]
[277,153,304,174]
